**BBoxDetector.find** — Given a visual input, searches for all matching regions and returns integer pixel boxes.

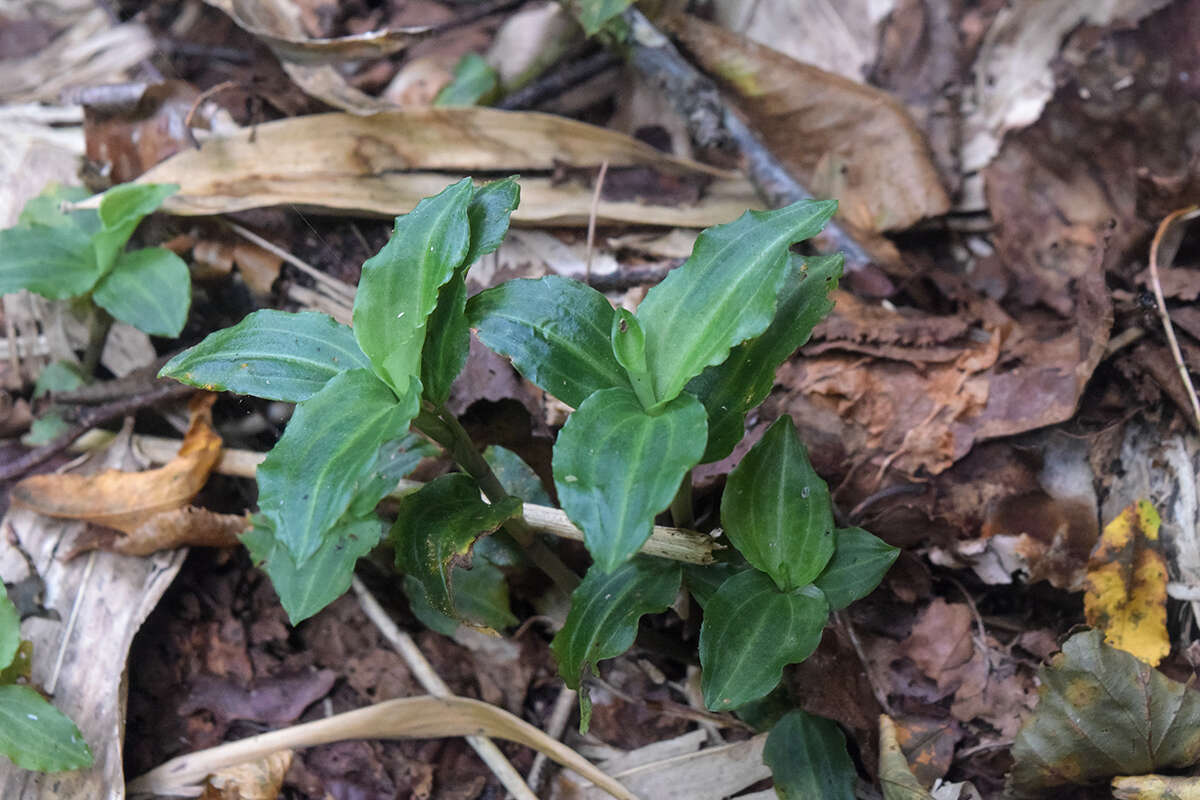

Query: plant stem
[670,470,695,529]
[80,306,113,376]
[414,404,580,592]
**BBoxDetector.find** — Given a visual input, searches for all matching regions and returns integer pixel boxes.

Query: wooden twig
[497,50,622,111]
[527,685,578,794]
[1147,206,1200,433]
[585,160,610,281]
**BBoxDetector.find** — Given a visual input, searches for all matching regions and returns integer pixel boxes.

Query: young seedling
[161,177,899,794]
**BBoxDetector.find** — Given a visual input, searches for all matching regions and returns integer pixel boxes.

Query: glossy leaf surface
[0,585,17,671]
[722,415,834,590]
[93,183,178,274]
[551,557,680,730]
[243,514,382,624]
[553,387,706,571]
[390,473,521,617]
[682,562,744,611]
[0,224,98,299]
[464,178,520,267]
[636,199,837,407]
[353,178,472,393]
[0,685,92,772]
[611,307,654,408]
[406,560,518,634]
[257,368,418,565]
[485,445,553,506]
[764,710,856,800]
[420,271,469,405]
[699,570,829,710]
[688,254,842,462]
[814,527,899,611]
[467,275,628,409]
[160,309,371,403]
[92,247,191,336]
[345,433,439,519]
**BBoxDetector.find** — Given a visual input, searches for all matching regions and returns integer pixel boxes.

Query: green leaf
[611,307,656,409]
[92,247,190,336]
[1010,629,1200,795]
[484,445,553,506]
[420,271,469,405]
[553,387,706,571]
[0,684,92,772]
[406,560,518,635]
[18,184,100,235]
[257,368,419,566]
[345,433,439,519]
[0,585,18,671]
[404,575,461,636]
[434,53,500,107]
[551,557,680,731]
[814,527,898,611]
[465,178,520,267]
[0,224,99,299]
[23,413,70,447]
[682,562,745,611]
[637,199,837,407]
[93,183,178,274]
[764,710,856,800]
[159,309,372,403]
[577,0,634,35]
[33,361,85,399]
[699,570,829,710]
[722,416,835,591]
[353,178,473,394]
[244,513,382,624]
[467,275,629,409]
[688,254,842,462]
[390,473,522,618]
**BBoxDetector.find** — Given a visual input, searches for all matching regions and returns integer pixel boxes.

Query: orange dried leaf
[12,393,222,534]
[1084,500,1170,666]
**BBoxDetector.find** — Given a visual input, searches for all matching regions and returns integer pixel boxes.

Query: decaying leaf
[1084,500,1170,667]
[1009,629,1200,796]
[65,506,246,558]
[878,715,932,800]
[1112,774,1200,800]
[200,749,292,800]
[12,392,222,533]
[663,12,949,233]
[125,108,759,227]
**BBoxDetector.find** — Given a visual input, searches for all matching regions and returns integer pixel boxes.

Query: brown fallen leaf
[1084,500,1170,667]
[122,108,759,227]
[12,392,222,533]
[1112,774,1200,800]
[201,750,292,800]
[879,715,932,799]
[662,12,950,233]
[64,506,246,559]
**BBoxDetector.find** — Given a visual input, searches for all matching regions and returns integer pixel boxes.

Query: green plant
[160,177,899,793]
[0,183,190,360]
[0,583,93,772]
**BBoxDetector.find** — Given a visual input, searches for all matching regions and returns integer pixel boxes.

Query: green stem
[414,403,580,592]
[670,470,694,530]
[80,306,113,376]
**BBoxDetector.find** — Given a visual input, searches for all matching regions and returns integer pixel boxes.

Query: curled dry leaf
[65,506,246,558]
[1084,500,1170,667]
[12,392,222,534]
[201,750,292,800]
[662,12,949,233]
[126,108,759,227]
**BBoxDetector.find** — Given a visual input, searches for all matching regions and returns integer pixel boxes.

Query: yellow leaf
[1084,500,1169,666]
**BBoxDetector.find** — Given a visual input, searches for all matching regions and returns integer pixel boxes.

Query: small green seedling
[0,583,92,772]
[0,183,190,343]
[161,177,898,795]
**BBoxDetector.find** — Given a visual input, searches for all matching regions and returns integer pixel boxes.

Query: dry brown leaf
[902,599,974,694]
[1112,774,1200,800]
[66,506,246,558]
[12,392,222,533]
[125,108,759,227]
[201,750,292,800]
[663,12,949,233]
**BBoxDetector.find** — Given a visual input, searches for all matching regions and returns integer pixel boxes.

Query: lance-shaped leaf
[722,415,835,591]
[764,710,856,800]
[1010,629,1200,795]
[551,557,681,731]
[18,184,99,234]
[687,254,842,462]
[0,685,92,772]
[93,183,178,274]
[0,224,99,299]
[468,276,629,408]
[700,570,829,710]
[636,198,837,407]
[243,514,383,625]
[406,559,518,636]
[345,433,439,519]
[92,247,191,336]
[257,368,419,566]
[160,309,371,403]
[390,473,522,618]
[553,386,706,571]
[611,307,655,409]
[353,178,473,394]
[464,178,520,267]
[814,527,899,611]
[0,585,17,671]
[683,562,745,611]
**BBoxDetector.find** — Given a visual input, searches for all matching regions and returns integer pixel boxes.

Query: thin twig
[46,551,95,695]
[832,610,893,717]
[350,577,539,800]
[585,160,610,282]
[497,50,622,111]
[526,685,578,794]
[183,80,238,149]
[223,220,357,304]
[1147,206,1200,433]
